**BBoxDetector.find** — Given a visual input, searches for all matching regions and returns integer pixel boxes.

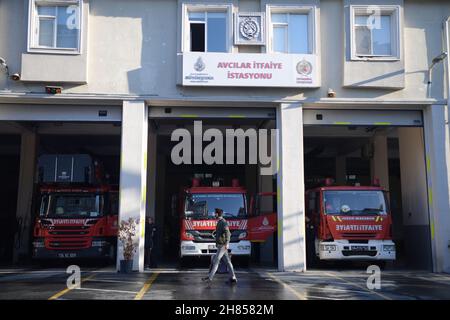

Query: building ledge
[0,91,445,108]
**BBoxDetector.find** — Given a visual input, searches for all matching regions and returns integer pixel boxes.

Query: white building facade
[0,0,450,273]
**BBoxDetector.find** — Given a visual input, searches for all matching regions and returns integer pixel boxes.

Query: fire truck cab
[306,181,396,263]
[179,177,251,259]
[32,154,118,260]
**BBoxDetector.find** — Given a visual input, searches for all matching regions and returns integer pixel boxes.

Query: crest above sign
[234,12,266,46]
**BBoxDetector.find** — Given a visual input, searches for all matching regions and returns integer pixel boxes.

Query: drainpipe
[445,17,450,114]
[443,17,450,268]
[443,16,450,184]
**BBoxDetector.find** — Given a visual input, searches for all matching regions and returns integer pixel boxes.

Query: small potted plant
[118,217,139,273]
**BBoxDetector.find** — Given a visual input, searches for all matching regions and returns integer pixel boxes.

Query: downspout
[443,16,450,273]
[445,17,450,114]
[444,16,450,206]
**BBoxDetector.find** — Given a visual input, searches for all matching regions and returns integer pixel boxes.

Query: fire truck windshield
[323,190,388,215]
[39,194,104,218]
[184,193,246,219]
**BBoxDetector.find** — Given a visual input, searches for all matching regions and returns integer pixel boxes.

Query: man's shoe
[226,278,238,285]
[202,277,211,283]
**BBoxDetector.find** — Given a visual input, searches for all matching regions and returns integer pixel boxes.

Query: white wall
[0,0,449,100]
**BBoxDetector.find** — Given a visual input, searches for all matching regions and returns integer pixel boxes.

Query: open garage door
[0,104,121,122]
[0,133,20,264]
[149,107,275,119]
[304,109,423,127]
[303,108,432,270]
[148,106,278,268]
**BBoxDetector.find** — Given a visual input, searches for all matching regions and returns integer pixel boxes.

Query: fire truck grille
[342,233,376,238]
[48,226,91,236]
[342,250,378,257]
[49,231,89,235]
[190,230,242,243]
[48,239,90,249]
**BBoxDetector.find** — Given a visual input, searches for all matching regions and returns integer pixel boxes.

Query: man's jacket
[215,218,231,246]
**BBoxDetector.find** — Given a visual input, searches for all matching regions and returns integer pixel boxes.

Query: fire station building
[1,0,450,273]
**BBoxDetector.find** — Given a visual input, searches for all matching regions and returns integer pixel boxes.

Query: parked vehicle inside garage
[306,179,396,265]
[32,154,118,261]
[179,176,276,264]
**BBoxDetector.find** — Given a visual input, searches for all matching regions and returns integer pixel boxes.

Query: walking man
[202,208,237,285]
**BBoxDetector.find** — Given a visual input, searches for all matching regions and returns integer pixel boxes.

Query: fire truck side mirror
[192,178,200,187]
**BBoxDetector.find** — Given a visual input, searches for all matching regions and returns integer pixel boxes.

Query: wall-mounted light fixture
[10,73,21,81]
[0,57,9,76]
[0,57,21,81]
[428,52,448,98]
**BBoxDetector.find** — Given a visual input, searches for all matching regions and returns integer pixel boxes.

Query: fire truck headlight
[92,241,108,247]
[238,232,247,240]
[185,232,194,240]
[33,240,45,248]
[383,245,395,251]
[320,244,337,251]
[39,219,52,228]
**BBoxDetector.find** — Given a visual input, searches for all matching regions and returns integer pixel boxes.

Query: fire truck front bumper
[32,237,115,260]
[180,241,251,257]
[318,240,396,261]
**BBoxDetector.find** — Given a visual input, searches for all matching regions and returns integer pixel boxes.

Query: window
[351,6,400,60]
[268,6,315,54]
[183,4,231,53]
[41,194,104,218]
[184,193,247,219]
[323,190,388,216]
[29,0,82,53]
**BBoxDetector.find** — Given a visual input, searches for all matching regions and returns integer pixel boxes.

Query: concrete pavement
[1,266,450,300]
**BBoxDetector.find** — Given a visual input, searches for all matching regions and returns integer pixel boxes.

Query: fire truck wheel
[237,256,250,268]
[306,232,319,268]
[179,257,189,269]
[109,245,116,264]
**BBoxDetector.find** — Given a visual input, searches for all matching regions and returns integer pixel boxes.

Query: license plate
[58,253,77,258]
[208,245,216,250]
[351,246,368,251]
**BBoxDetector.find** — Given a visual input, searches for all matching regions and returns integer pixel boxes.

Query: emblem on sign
[262,217,269,226]
[235,12,265,45]
[296,59,313,76]
[240,17,260,40]
[194,57,205,72]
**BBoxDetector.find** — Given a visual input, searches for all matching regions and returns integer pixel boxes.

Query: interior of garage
[148,107,278,268]
[0,121,121,265]
[303,109,433,270]
[0,107,434,272]
[0,131,20,264]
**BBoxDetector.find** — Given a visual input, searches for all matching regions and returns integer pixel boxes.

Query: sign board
[182,52,320,88]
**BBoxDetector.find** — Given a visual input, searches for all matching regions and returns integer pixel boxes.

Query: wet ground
[1,266,450,300]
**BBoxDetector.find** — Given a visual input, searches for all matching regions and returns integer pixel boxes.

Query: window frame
[266,5,316,55]
[182,3,233,53]
[28,0,83,55]
[350,5,401,61]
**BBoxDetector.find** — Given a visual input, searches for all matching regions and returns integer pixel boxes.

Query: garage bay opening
[303,109,432,270]
[148,107,278,269]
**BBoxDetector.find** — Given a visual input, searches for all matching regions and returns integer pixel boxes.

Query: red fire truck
[179,177,276,262]
[305,180,396,263]
[32,154,118,260]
